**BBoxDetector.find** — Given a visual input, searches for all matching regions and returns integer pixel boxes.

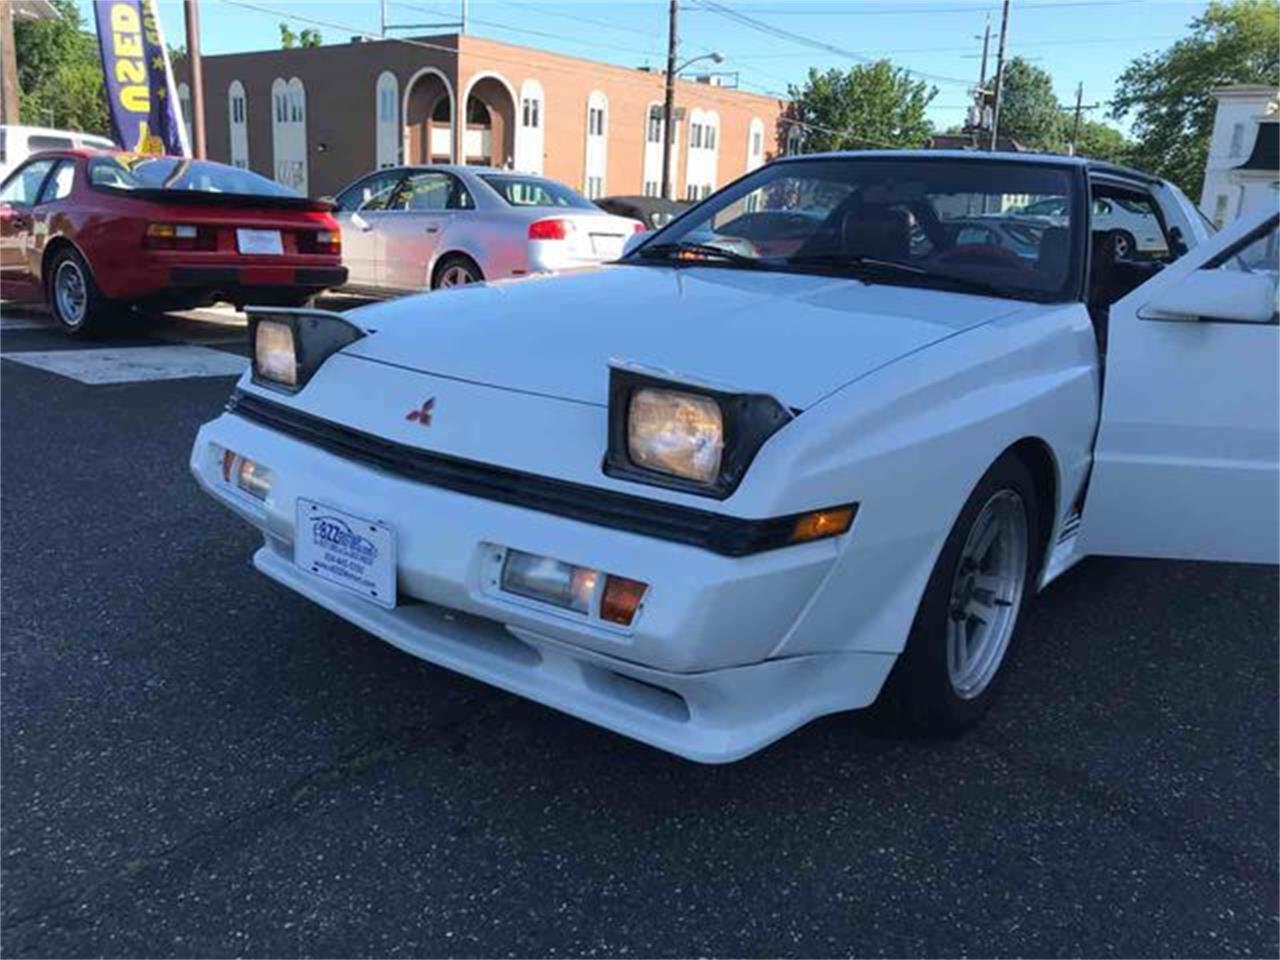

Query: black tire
[431,255,483,290]
[46,246,108,337]
[876,452,1041,734]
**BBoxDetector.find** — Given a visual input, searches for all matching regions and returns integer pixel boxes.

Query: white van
[0,125,116,181]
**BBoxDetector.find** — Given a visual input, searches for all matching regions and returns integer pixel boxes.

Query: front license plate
[295,499,396,609]
[237,228,283,255]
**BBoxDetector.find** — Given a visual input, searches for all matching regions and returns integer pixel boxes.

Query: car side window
[0,158,57,207]
[335,172,402,213]
[1091,189,1172,262]
[388,172,473,212]
[36,160,75,204]
[1214,220,1278,283]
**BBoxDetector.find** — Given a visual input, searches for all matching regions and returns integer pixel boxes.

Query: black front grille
[227,390,841,557]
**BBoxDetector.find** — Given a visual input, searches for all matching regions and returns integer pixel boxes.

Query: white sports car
[192,151,1279,763]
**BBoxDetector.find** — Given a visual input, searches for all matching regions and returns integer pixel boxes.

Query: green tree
[279,22,321,48]
[1111,0,1280,196]
[1072,119,1133,164]
[996,57,1066,151]
[785,61,936,152]
[14,0,110,135]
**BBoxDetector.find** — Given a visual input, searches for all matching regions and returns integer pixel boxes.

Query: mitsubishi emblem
[406,398,436,426]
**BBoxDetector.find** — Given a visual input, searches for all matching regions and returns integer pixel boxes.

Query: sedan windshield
[480,175,596,209]
[89,156,299,197]
[629,157,1084,302]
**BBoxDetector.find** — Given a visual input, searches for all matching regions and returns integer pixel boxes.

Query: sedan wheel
[436,261,480,288]
[945,490,1027,700]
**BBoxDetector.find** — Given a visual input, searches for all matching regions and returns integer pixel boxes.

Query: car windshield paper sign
[93,0,191,157]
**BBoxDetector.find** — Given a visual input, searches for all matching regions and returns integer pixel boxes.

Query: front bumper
[191,410,894,762]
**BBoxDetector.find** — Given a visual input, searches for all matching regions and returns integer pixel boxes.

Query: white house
[1200,85,1279,228]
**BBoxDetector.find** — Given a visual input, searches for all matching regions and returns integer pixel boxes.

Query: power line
[730,33,1184,58]
[689,0,979,88]
[688,0,1172,14]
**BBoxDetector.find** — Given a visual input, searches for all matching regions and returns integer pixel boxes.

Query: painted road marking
[0,314,51,331]
[3,346,248,384]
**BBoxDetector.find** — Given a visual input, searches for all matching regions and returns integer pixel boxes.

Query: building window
[271,77,308,194]
[588,106,605,137]
[647,105,662,144]
[228,80,249,170]
[705,124,716,150]
[1213,193,1229,228]
[643,179,660,197]
[1229,122,1245,158]
[522,97,540,128]
[586,175,604,199]
[376,71,400,169]
[752,130,762,155]
[690,122,703,149]
[584,91,607,198]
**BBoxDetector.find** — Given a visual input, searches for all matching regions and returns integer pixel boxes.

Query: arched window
[515,78,545,174]
[375,71,400,169]
[271,77,308,194]
[642,102,675,198]
[786,124,804,157]
[584,90,608,199]
[685,108,717,200]
[228,80,248,169]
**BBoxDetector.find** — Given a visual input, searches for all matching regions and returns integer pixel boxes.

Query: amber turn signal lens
[600,575,648,626]
[790,506,856,544]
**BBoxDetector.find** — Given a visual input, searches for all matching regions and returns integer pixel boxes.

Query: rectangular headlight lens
[627,388,724,483]
[501,550,599,614]
[254,320,297,386]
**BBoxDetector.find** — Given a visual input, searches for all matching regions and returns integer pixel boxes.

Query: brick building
[174,33,787,200]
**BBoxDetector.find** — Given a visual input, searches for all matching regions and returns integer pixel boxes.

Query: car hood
[340,265,1028,410]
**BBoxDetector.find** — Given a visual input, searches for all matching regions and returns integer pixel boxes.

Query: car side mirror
[1142,268,1278,324]
[622,231,648,258]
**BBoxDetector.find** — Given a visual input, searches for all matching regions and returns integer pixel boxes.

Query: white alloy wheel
[54,259,89,329]
[437,263,479,287]
[945,489,1028,699]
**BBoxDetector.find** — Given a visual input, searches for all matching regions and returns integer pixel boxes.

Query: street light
[661,50,724,200]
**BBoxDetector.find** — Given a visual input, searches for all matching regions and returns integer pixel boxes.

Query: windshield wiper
[781,253,1017,298]
[633,241,765,268]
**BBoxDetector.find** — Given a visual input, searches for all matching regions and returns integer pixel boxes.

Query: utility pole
[381,0,388,37]
[461,0,468,33]
[183,0,206,159]
[988,0,1010,152]
[661,0,678,200]
[1070,82,1084,155]
[977,17,991,91]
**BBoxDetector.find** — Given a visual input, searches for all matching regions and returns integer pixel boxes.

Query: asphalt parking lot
[1,302,1276,958]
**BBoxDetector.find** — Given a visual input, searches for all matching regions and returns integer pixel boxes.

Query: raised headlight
[627,388,724,483]
[249,308,366,393]
[254,320,297,387]
[605,365,793,499]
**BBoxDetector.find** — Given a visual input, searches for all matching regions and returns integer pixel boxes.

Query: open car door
[1079,206,1279,564]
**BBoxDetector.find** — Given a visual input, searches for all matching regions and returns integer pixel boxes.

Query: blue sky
[77,0,1209,133]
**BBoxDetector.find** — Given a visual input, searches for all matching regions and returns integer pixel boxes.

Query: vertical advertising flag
[93,0,191,156]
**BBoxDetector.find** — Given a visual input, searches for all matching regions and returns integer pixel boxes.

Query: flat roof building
[175,33,787,200]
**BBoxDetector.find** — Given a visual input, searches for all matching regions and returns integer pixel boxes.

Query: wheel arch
[39,235,96,293]
[1004,435,1059,576]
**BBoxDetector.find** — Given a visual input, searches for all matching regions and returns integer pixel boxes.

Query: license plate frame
[236,228,284,255]
[589,233,624,258]
[295,499,396,609]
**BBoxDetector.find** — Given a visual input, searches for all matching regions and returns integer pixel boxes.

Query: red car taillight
[144,223,215,251]
[631,220,647,234]
[528,218,572,241]
[298,229,341,255]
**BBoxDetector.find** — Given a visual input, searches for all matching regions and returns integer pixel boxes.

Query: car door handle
[425,225,440,234]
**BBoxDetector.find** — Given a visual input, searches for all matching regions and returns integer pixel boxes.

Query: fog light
[235,457,273,501]
[501,550,598,613]
[601,575,648,626]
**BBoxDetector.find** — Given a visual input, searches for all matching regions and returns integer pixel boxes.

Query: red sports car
[0,150,347,335]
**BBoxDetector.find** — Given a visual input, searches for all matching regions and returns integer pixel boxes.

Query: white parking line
[2,346,248,384]
[0,314,51,331]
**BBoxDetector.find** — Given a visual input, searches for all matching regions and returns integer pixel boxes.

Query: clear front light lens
[236,457,273,501]
[627,388,724,483]
[255,320,297,386]
[501,550,598,613]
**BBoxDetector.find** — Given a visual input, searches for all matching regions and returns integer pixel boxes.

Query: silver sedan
[328,166,645,294]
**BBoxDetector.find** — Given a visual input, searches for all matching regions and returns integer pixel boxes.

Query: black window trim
[0,154,66,209]
[1202,212,1279,269]
[34,157,75,206]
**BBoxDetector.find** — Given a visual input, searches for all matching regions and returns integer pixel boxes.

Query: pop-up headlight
[605,365,793,499]
[248,308,366,393]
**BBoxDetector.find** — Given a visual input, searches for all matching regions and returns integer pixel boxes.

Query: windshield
[630,157,1085,302]
[88,155,299,197]
[480,175,596,209]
